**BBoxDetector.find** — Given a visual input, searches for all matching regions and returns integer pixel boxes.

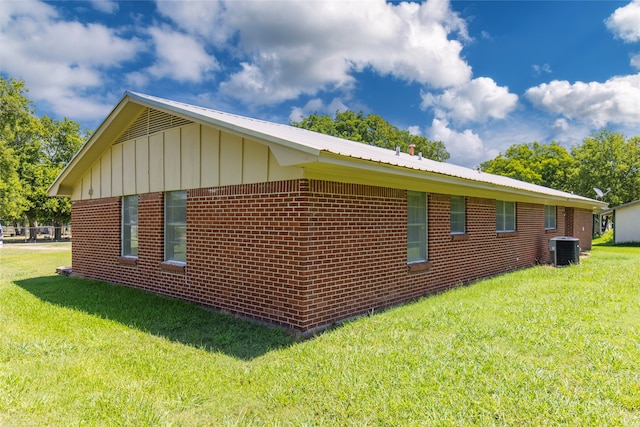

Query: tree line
[1,77,87,240]
[2,76,638,241]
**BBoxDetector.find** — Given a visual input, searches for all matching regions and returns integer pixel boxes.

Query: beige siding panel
[181,124,200,189]
[111,143,123,197]
[135,137,150,194]
[91,163,101,198]
[149,133,164,192]
[220,131,242,186]
[268,150,304,181]
[200,126,220,187]
[122,139,136,195]
[164,128,181,191]
[242,138,268,183]
[81,171,92,200]
[72,181,82,201]
[100,150,112,197]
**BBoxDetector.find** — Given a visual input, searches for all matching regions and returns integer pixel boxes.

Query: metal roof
[127,91,605,208]
[48,90,607,211]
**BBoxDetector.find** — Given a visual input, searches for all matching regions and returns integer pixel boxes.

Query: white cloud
[289,98,349,123]
[89,0,119,14]
[155,0,230,45]
[146,27,219,83]
[421,77,518,124]
[631,53,640,70]
[0,0,143,120]
[158,0,472,105]
[605,0,640,42]
[552,118,569,133]
[525,74,640,127]
[407,125,422,136]
[428,118,486,166]
[532,63,552,75]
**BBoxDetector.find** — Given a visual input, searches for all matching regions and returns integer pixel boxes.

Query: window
[407,191,427,263]
[450,195,466,234]
[496,200,516,232]
[165,191,187,263]
[545,205,557,230]
[122,195,138,257]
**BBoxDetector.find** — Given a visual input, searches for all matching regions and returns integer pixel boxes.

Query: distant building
[601,200,640,244]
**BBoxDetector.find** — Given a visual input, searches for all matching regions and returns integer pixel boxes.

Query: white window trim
[407,191,428,263]
[121,195,138,258]
[545,205,557,230]
[164,190,187,264]
[450,195,466,235]
[496,200,516,232]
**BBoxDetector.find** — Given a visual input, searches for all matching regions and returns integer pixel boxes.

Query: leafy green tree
[570,130,640,206]
[480,141,577,192]
[0,77,33,228]
[292,111,450,162]
[39,116,84,239]
[0,140,26,221]
[0,77,86,240]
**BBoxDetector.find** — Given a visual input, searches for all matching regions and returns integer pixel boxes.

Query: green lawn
[1,243,639,426]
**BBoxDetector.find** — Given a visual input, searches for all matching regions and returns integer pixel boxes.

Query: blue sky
[2,0,640,167]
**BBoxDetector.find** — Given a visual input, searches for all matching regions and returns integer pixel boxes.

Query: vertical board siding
[181,124,200,189]
[242,139,269,184]
[100,151,112,197]
[111,144,123,197]
[73,122,302,201]
[164,127,181,191]
[122,139,136,195]
[219,131,243,185]
[200,126,220,188]
[148,133,164,192]
[135,137,149,194]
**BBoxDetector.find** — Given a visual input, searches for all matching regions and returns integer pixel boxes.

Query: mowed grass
[1,243,639,426]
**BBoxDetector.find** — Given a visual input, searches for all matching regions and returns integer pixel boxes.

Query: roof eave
[312,152,608,212]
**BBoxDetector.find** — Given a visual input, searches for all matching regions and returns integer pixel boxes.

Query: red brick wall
[566,208,594,251]
[70,179,593,333]
[71,197,121,282]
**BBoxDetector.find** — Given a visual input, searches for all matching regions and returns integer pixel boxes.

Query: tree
[291,110,450,162]
[570,130,640,206]
[0,140,26,221]
[0,77,86,240]
[480,141,577,192]
[0,77,34,229]
[38,116,84,240]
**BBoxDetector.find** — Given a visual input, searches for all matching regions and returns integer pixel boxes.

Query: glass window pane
[450,195,465,234]
[407,191,427,262]
[165,191,187,263]
[122,195,138,257]
[545,205,556,229]
[496,200,515,232]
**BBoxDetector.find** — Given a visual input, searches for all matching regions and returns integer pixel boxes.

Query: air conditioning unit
[549,237,580,267]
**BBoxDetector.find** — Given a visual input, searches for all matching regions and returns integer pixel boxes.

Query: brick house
[48,92,607,333]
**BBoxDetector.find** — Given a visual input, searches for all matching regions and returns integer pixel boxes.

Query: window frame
[496,200,516,232]
[544,205,557,230]
[121,195,138,258]
[407,191,428,263]
[164,190,187,264]
[450,195,466,235]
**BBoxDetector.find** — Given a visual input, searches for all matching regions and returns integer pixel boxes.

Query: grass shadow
[16,275,297,360]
